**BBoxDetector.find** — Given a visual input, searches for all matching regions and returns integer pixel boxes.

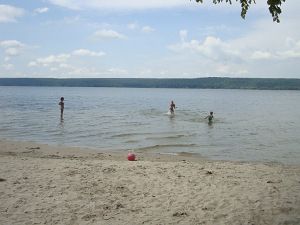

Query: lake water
[0,86,300,165]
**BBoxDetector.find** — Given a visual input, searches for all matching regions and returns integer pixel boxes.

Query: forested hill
[0,78,299,90]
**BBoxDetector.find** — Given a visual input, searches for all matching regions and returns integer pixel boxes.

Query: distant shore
[1,77,300,90]
[1,139,300,225]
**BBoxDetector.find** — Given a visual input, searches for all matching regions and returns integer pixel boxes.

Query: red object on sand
[127,153,136,161]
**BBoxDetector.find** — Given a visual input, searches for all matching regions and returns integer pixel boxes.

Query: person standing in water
[169,100,176,114]
[205,111,214,123]
[59,97,64,119]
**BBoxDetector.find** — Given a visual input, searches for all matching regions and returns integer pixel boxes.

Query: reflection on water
[59,122,64,133]
[0,87,300,164]
[57,117,65,145]
[168,114,176,122]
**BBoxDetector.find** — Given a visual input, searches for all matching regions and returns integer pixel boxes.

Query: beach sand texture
[0,140,300,225]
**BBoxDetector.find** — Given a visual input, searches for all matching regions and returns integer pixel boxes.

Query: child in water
[59,97,64,118]
[169,100,176,114]
[205,111,214,123]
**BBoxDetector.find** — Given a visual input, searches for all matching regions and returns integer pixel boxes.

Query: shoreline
[0,138,208,163]
[1,139,300,225]
[0,138,292,166]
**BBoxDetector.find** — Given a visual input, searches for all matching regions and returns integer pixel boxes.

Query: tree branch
[194,0,286,22]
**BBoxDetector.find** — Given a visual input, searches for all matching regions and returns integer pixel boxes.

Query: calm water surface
[0,86,299,165]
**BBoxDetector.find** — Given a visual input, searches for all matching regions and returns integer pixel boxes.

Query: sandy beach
[0,139,299,225]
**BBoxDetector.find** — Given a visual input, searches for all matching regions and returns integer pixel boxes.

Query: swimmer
[169,100,176,114]
[205,111,214,123]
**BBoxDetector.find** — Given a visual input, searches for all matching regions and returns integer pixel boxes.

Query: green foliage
[194,0,286,22]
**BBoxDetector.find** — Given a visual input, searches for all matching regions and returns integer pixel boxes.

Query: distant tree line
[0,77,299,90]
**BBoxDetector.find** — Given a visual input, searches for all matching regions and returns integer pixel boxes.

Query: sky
[0,0,299,78]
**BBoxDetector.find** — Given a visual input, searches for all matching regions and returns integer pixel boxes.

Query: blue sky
[0,0,299,78]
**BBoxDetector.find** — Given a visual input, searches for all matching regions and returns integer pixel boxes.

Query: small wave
[135,143,197,151]
[140,108,163,116]
[188,118,207,123]
[125,140,138,143]
[145,134,187,140]
[111,132,152,138]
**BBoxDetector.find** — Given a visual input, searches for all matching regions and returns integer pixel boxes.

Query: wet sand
[0,139,299,225]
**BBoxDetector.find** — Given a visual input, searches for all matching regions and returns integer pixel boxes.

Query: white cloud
[251,51,273,60]
[196,11,298,76]
[277,49,300,59]
[169,34,240,61]
[39,54,70,65]
[227,3,300,62]
[68,66,99,76]
[107,68,128,75]
[128,23,155,33]
[250,39,300,60]
[5,48,20,56]
[72,49,106,57]
[93,29,126,40]
[0,40,25,48]
[67,67,130,78]
[215,64,248,76]
[216,64,230,74]
[0,4,24,23]
[2,63,14,70]
[0,40,26,58]
[141,26,155,33]
[47,0,193,10]
[167,17,300,78]
[45,63,76,74]
[128,23,138,30]
[139,69,153,76]
[46,0,274,16]
[59,63,72,68]
[179,30,188,42]
[28,49,106,69]
[34,7,49,14]
[28,61,38,67]
[29,54,71,67]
